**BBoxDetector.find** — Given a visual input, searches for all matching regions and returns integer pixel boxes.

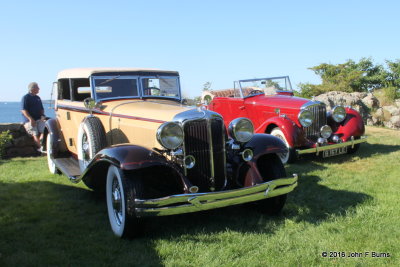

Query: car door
[209,97,248,128]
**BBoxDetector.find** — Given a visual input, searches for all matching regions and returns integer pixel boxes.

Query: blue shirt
[21,93,44,122]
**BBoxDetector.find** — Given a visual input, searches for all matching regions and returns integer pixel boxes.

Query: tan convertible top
[57,68,179,79]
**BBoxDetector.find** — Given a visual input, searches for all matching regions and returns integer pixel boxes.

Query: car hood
[245,94,310,110]
[101,99,192,122]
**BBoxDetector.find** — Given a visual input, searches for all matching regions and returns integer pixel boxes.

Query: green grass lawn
[0,126,399,266]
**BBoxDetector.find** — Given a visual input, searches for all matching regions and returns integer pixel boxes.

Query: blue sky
[1,0,399,101]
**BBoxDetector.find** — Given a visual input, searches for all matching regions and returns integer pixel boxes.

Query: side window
[71,78,91,101]
[58,79,71,100]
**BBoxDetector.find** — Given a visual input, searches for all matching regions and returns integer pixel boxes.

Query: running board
[53,157,82,183]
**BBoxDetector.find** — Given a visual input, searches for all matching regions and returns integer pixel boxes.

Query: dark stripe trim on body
[57,104,167,124]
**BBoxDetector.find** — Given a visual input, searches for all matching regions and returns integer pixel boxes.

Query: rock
[361,93,380,109]
[6,146,37,157]
[366,118,375,126]
[382,105,400,116]
[13,135,35,147]
[0,123,23,133]
[390,115,400,128]
[315,91,400,129]
[374,107,384,118]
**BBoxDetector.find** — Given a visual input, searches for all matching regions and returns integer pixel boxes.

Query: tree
[298,58,399,97]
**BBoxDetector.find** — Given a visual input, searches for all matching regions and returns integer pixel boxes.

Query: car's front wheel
[251,154,288,215]
[270,127,296,164]
[106,165,143,238]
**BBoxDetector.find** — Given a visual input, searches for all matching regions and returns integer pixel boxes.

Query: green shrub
[375,87,399,106]
[383,86,399,101]
[0,130,13,158]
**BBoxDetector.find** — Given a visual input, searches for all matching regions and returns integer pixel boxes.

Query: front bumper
[296,136,367,156]
[134,174,298,217]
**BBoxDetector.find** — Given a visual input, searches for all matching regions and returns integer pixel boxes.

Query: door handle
[239,106,246,110]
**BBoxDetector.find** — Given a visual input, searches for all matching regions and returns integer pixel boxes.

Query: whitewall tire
[106,165,143,238]
[46,134,59,174]
[270,127,296,164]
[77,117,106,172]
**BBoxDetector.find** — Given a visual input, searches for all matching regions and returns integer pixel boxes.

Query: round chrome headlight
[332,106,346,123]
[156,122,183,150]
[228,118,254,143]
[298,109,313,127]
[320,125,332,139]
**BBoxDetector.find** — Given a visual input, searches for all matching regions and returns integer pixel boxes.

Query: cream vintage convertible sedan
[44,68,298,238]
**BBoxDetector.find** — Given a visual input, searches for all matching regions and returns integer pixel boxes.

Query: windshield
[92,75,181,101]
[237,76,292,97]
[93,76,139,100]
[141,77,180,98]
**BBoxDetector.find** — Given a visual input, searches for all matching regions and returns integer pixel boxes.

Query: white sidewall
[270,128,290,164]
[106,165,126,237]
[46,134,57,174]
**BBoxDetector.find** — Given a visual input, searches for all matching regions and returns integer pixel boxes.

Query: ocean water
[0,101,56,123]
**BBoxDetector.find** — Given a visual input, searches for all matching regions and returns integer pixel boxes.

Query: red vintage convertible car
[203,76,367,164]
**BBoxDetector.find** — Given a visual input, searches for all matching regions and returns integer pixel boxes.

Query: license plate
[323,146,348,158]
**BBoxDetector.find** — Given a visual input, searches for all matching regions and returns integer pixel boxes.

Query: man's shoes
[37,147,47,154]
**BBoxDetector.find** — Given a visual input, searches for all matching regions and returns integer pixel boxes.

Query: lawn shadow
[142,172,371,239]
[0,180,164,267]
[285,174,371,224]
[297,142,400,165]
[0,170,372,262]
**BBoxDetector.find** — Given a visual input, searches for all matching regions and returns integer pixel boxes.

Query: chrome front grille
[304,104,327,141]
[183,118,226,192]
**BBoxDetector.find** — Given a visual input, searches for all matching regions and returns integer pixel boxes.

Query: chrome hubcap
[111,177,123,226]
[82,133,90,164]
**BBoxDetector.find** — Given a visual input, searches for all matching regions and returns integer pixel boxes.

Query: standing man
[21,82,46,150]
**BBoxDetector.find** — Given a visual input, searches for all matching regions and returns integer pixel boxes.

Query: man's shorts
[24,120,45,136]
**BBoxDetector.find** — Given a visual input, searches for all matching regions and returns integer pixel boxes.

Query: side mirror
[83,98,102,115]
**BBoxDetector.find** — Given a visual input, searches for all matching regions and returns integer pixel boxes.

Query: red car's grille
[183,118,226,192]
[304,104,327,141]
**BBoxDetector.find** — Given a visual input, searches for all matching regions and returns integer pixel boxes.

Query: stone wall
[0,123,39,158]
[314,91,400,130]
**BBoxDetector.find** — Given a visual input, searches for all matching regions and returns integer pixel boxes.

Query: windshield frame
[237,76,293,98]
[90,74,182,102]
[140,75,182,101]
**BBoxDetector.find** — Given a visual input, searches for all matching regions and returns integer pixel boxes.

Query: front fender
[81,144,187,192]
[44,118,68,157]
[334,108,365,141]
[244,134,287,161]
[86,144,170,172]
[256,116,304,147]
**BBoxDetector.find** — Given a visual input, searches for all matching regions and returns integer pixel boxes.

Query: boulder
[382,105,400,116]
[361,93,380,109]
[0,123,23,133]
[6,146,37,157]
[13,135,36,147]
[390,115,400,128]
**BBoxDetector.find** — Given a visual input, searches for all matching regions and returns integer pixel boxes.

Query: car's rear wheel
[46,134,59,174]
[252,154,287,215]
[270,127,296,164]
[77,117,106,172]
[106,165,143,238]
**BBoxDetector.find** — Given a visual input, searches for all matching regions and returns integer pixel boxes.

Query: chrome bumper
[134,174,298,217]
[297,136,367,156]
